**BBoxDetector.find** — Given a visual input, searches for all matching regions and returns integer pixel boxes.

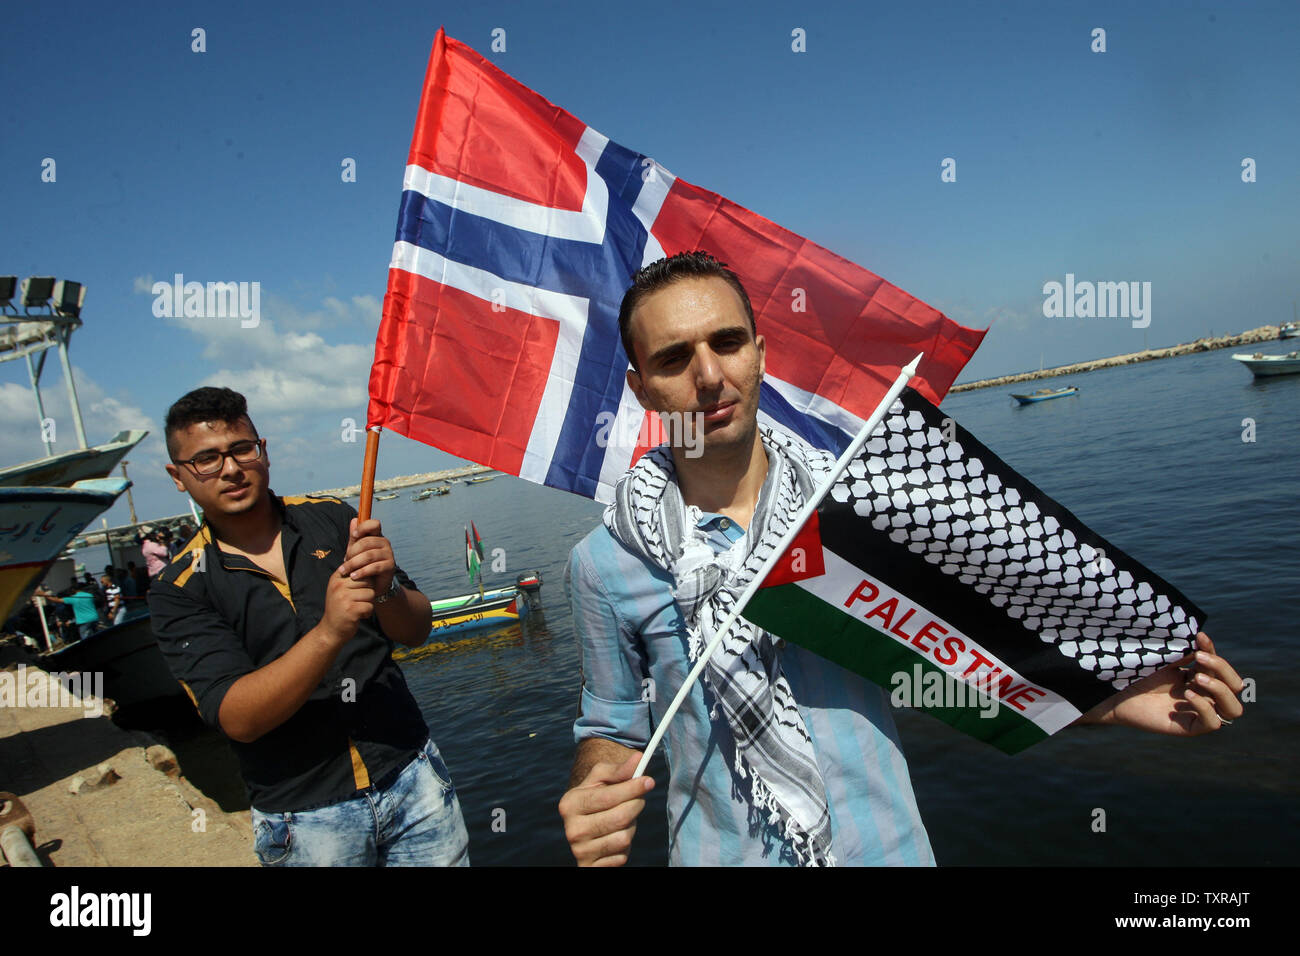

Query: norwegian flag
[367,29,986,503]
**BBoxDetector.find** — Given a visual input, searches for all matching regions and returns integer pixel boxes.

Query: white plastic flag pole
[633,353,924,778]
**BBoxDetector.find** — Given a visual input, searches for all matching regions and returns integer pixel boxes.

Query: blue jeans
[250,738,469,866]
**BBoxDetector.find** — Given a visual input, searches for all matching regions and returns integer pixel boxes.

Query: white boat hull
[0,478,132,622]
[0,429,148,489]
[1232,353,1300,377]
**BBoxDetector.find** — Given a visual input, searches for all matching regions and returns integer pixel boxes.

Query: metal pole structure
[24,351,54,456]
[0,795,42,867]
[0,825,42,867]
[120,461,138,524]
[55,324,88,449]
[33,597,53,653]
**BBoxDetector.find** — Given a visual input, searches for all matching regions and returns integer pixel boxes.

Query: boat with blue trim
[1011,386,1078,405]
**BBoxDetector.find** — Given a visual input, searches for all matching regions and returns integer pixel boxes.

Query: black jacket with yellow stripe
[149,492,428,812]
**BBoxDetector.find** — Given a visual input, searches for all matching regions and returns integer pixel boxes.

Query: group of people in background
[6,522,197,648]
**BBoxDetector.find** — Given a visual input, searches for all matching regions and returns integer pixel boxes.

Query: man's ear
[164,463,187,493]
[755,332,766,378]
[626,368,651,411]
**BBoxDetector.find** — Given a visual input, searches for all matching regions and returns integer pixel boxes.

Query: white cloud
[0,373,158,466]
[201,366,368,419]
[132,274,155,294]
[152,285,378,422]
[112,283,385,498]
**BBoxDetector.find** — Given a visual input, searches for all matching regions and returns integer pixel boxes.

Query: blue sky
[2,0,1297,524]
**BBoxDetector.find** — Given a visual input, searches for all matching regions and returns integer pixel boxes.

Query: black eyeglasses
[174,439,265,476]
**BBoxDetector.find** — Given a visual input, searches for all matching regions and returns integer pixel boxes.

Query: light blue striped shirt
[568,512,935,866]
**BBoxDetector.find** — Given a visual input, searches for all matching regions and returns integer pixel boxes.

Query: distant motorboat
[413,489,433,500]
[1011,386,1078,405]
[375,492,399,501]
[466,474,495,484]
[1232,351,1300,377]
[1279,324,1300,340]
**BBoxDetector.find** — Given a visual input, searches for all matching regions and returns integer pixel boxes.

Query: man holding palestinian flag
[556,251,1244,867]
[363,31,1243,867]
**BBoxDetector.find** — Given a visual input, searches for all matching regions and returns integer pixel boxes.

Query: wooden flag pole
[357,427,382,522]
[633,354,924,778]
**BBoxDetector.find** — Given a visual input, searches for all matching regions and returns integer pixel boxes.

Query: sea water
[66,348,1288,865]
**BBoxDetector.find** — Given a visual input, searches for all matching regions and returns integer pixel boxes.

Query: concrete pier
[0,664,253,866]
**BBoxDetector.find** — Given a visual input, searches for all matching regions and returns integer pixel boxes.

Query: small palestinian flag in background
[465,524,482,583]
[743,387,1206,755]
[471,521,485,563]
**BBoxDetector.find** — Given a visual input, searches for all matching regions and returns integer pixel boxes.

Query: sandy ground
[0,665,254,867]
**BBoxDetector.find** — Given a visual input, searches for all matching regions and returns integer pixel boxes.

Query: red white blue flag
[366,30,986,503]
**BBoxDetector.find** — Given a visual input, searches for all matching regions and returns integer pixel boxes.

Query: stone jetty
[305,463,494,500]
[950,324,1285,393]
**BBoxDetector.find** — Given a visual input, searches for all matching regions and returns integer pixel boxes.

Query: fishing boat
[23,512,199,705]
[41,606,181,707]
[1,279,188,707]
[420,522,541,638]
[1281,303,1299,339]
[375,492,399,501]
[430,485,449,496]
[1232,351,1300,378]
[465,474,495,484]
[1011,386,1078,405]
[0,478,132,625]
[413,488,433,500]
[0,429,148,489]
[427,572,543,637]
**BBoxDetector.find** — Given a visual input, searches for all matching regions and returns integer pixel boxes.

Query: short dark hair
[617,251,756,371]
[164,386,258,459]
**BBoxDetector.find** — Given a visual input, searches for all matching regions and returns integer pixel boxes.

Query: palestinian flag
[742,387,1206,754]
[470,521,485,562]
[465,525,481,583]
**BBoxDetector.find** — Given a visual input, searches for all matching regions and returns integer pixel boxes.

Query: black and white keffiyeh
[603,425,837,866]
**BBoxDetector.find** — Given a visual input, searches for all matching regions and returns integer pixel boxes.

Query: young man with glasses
[149,386,469,866]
